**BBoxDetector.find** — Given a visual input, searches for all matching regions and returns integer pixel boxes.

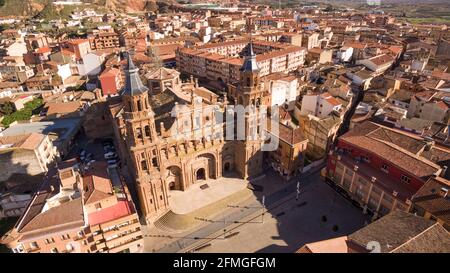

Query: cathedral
[110,44,267,224]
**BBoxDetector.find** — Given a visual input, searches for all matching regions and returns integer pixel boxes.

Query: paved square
[193,172,369,253]
[142,171,370,253]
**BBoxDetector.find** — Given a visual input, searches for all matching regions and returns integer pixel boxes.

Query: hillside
[0,0,177,18]
[0,0,49,17]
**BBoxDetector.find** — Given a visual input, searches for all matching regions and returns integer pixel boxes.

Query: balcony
[105,229,142,249]
[102,221,141,238]
[107,236,143,253]
[26,247,41,253]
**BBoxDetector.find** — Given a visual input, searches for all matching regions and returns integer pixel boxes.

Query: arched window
[136,127,143,139]
[145,125,151,137]
[137,100,142,111]
[141,160,148,171]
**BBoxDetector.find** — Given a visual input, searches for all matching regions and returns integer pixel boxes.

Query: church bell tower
[235,42,265,179]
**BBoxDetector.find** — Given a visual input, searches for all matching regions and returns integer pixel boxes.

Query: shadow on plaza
[248,166,368,253]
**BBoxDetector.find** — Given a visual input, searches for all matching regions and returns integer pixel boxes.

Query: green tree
[0,101,15,115]
[324,5,334,12]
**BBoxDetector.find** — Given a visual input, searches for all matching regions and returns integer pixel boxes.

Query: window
[152,158,158,167]
[381,164,389,173]
[45,238,55,244]
[95,203,102,210]
[145,126,151,137]
[30,242,38,249]
[358,177,368,186]
[372,186,382,195]
[51,248,58,253]
[401,175,411,184]
[16,244,24,253]
[136,128,143,139]
[61,234,70,240]
[345,169,354,176]
[141,160,148,171]
[368,197,379,211]
[356,188,365,200]
[137,100,142,111]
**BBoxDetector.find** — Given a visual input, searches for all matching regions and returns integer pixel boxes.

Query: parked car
[105,154,117,160]
[103,145,115,152]
[107,159,118,165]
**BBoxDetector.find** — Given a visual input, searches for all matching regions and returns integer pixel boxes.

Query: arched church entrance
[166,166,183,191]
[196,168,206,181]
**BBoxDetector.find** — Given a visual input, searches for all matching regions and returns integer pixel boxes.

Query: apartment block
[0,161,143,253]
[176,39,306,83]
[0,133,57,182]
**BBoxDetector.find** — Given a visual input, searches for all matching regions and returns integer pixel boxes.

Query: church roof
[240,42,260,73]
[149,88,189,133]
[121,53,149,96]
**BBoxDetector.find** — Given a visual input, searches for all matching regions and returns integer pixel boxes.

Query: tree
[158,2,170,14]
[0,101,15,115]
[324,5,334,12]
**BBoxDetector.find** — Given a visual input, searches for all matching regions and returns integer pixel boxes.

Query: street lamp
[261,195,266,223]
[222,212,227,239]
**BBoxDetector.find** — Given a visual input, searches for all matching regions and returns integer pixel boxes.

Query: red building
[99,68,122,96]
[326,121,450,220]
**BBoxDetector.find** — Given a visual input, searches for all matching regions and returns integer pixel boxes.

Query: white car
[104,152,116,158]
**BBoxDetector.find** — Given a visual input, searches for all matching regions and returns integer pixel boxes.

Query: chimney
[441,166,448,178]
[194,78,199,88]
[438,187,449,199]
[423,137,434,151]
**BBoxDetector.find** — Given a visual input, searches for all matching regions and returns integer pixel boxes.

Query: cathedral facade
[110,45,267,224]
